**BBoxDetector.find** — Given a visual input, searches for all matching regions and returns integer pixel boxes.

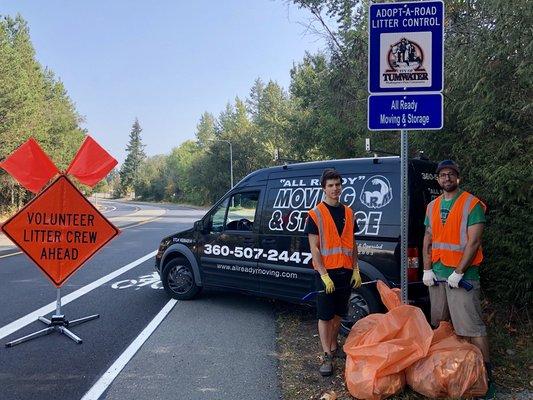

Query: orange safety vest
[308,202,354,270]
[426,191,486,268]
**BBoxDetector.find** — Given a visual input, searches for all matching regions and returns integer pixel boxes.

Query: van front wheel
[162,258,201,300]
[340,284,383,335]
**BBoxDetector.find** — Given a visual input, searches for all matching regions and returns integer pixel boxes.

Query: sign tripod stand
[5,288,99,347]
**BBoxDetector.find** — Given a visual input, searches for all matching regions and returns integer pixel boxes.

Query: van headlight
[161,237,173,249]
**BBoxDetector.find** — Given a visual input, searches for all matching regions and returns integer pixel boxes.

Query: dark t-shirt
[304,202,359,236]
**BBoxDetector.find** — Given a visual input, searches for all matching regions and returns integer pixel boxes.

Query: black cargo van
[155,156,440,330]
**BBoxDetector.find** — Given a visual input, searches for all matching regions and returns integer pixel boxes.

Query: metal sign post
[400,130,409,303]
[368,1,445,304]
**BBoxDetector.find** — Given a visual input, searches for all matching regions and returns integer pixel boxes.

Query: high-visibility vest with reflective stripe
[426,191,486,268]
[308,202,354,270]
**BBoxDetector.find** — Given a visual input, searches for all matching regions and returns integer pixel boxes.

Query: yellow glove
[320,273,335,294]
[351,268,362,288]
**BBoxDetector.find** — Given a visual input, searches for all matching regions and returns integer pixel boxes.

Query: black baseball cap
[436,160,460,175]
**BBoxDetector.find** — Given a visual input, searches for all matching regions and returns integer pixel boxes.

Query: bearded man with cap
[422,160,495,399]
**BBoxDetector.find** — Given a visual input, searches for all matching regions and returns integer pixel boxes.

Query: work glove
[351,268,362,288]
[447,271,464,288]
[423,269,437,286]
[320,273,335,294]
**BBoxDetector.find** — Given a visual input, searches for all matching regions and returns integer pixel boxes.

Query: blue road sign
[368,93,443,131]
[368,1,444,93]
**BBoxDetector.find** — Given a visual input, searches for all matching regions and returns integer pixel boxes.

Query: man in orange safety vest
[422,160,495,399]
[305,168,362,376]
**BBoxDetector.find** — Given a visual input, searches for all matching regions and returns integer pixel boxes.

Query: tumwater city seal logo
[379,32,432,89]
[384,37,427,83]
[389,38,424,70]
[360,175,393,209]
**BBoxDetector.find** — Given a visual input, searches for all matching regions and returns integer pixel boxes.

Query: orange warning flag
[0,138,59,193]
[66,135,117,187]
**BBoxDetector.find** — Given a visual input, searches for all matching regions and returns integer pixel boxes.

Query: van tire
[162,258,202,300]
[340,284,383,336]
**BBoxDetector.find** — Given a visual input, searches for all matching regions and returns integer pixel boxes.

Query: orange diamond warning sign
[1,175,119,287]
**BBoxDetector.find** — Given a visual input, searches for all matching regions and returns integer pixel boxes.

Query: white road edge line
[0,250,157,340]
[0,251,22,259]
[80,299,178,400]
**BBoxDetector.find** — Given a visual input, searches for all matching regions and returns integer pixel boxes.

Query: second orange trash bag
[343,281,433,400]
[405,321,488,398]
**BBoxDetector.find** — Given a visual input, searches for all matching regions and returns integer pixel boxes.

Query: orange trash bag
[344,281,433,400]
[406,321,488,398]
[376,280,402,311]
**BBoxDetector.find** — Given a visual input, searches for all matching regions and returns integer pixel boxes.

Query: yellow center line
[119,216,163,230]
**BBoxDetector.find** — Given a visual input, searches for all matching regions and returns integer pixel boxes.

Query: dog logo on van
[360,175,393,209]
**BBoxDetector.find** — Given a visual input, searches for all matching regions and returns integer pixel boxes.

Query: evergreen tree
[0,14,84,214]
[246,78,265,118]
[195,112,216,146]
[119,118,146,195]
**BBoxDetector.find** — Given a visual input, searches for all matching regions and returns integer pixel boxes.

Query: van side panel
[266,162,403,239]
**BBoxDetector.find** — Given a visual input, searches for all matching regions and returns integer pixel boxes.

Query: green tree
[195,112,216,146]
[251,80,293,161]
[119,118,146,196]
[134,155,167,201]
[0,15,84,214]
[165,140,203,203]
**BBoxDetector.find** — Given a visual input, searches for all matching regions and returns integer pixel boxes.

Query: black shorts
[315,268,352,321]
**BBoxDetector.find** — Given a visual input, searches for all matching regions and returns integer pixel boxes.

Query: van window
[209,198,229,233]
[226,192,259,231]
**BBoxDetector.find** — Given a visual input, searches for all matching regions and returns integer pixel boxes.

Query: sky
[1,0,329,164]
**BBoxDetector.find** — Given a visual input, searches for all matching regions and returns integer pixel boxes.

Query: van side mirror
[195,219,210,234]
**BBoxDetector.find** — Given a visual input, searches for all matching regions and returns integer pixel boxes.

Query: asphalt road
[0,200,281,400]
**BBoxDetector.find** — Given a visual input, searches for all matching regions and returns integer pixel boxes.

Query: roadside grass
[275,300,532,400]
[483,301,532,392]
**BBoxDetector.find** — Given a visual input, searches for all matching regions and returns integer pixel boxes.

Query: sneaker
[319,353,334,376]
[331,346,346,359]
